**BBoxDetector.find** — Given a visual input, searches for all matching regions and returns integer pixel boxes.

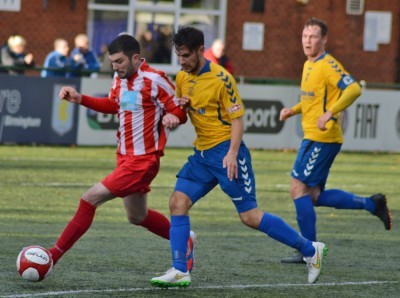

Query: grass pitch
[0,145,399,297]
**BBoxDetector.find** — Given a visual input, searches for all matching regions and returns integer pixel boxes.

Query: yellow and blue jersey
[299,52,357,143]
[176,60,244,150]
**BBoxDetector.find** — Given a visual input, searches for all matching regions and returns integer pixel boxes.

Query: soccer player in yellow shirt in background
[279,17,392,264]
[150,25,327,288]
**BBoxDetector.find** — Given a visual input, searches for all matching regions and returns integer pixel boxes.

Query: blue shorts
[291,139,341,189]
[175,140,257,213]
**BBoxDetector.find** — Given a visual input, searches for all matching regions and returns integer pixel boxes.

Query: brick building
[1,0,399,83]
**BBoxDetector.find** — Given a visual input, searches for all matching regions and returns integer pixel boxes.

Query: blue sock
[294,195,317,242]
[316,189,375,213]
[170,215,190,272]
[258,212,315,257]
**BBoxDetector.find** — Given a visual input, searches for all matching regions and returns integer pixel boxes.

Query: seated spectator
[70,33,100,77]
[41,38,80,78]
[0,35,35,75]
[204,39,234,74]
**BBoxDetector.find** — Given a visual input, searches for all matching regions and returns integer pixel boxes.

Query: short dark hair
[171,25,204,52]
[108,34,140,58]
[304,17,328,37]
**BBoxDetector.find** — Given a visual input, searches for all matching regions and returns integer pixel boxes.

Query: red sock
[139,209,170,240]
[49,198,96,265]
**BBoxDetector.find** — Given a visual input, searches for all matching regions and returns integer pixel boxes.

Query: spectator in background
[0,35,35,75]
[153,25,173,64]
[98,43,113,77]
[70,34,100,77]
[140,30,157,62]
[204,39,234,74]
[41,38,80,78]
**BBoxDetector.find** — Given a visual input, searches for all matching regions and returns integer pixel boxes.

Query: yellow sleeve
[175,71,187,98]
[291,102,302,114]
[221,72,244,119]
[329,82,362,114]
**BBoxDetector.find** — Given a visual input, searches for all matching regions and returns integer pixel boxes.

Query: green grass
[0,146,399,297]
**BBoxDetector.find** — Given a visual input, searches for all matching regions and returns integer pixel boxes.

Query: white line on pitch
[1,280,398,297]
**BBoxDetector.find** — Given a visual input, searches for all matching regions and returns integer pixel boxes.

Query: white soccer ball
[17,245,53,282]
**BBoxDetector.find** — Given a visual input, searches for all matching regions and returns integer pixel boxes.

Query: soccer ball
[16,245,53,282]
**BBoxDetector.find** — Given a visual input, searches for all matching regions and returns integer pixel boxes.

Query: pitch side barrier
[78,77,400,152]
[1,74,399,152]
[0,74,80,144]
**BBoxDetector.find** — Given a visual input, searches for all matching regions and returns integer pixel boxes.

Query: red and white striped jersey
[108,60,184,156]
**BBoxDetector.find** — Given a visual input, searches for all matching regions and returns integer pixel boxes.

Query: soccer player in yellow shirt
[151,25,327,288]
[279,18,392,264]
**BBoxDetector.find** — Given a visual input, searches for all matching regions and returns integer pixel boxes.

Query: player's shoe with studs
[371,193,392,230]
[187,231,197,272]
[305,242,327,284]
[150,267,191,288]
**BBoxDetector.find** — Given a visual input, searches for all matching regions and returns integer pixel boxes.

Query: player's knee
[289,188,297,199]
[240,216,259,229]
[290,185,309,200]
[169,192,191,214]
[290,179,308,199]
[239,209,262,229]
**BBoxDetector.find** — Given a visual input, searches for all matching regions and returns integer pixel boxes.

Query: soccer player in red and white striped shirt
[47,34,195,272]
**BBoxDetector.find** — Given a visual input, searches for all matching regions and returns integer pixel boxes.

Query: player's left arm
[220,73,244,180]
[318,70,362,130]
[156,76,187,127]
[328,82,361,114]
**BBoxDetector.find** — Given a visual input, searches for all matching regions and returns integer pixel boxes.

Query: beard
[117,63,135,79]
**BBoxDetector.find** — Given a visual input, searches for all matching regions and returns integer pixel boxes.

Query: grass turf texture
[0,145,399,297]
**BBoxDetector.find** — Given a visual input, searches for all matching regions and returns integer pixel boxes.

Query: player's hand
[59,86,82,104]
[179,95,190,110]
[162,113,180,128]
[317,110,333,131]
[279,108,294,121]
[223,151,238,181]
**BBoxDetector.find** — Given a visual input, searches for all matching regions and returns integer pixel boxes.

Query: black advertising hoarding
[0,74,79,144]
[243,99,284,133]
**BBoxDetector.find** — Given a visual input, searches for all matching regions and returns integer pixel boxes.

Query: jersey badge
[226,104,242,114]
[121,91,139,111]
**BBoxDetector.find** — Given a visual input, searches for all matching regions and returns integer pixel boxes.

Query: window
[88,10,128,60]
[87,0,227,74]
[135,12,174,63]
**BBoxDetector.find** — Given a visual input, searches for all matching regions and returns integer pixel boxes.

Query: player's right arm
[59,86,82,104]
[59,86,118,114]
[279,103,302,121]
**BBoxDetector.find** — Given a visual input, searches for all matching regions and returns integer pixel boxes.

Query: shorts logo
[239,158,252,193]
[304,147,321,176]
